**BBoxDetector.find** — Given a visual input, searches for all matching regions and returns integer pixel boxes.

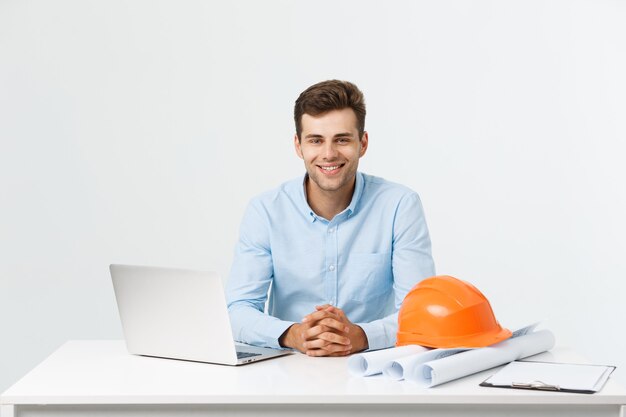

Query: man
[226,80,435,357]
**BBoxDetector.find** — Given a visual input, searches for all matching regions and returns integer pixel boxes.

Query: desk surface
[1,341,625,406]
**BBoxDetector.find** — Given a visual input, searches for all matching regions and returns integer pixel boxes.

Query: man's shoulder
[361,172,419,199]
[247,175,303,210]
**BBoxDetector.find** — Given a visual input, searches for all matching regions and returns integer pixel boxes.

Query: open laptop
[110,264,291,365]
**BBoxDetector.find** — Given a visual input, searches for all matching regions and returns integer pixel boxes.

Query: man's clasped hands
[279,304,368,356]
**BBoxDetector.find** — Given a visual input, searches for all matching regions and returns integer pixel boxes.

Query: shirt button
[328,227,335,233]
[329,265,335,271]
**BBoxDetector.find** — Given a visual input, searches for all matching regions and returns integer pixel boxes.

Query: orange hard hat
[396,275,511,348]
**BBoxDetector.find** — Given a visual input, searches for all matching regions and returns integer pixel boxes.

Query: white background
[1,0,625,392]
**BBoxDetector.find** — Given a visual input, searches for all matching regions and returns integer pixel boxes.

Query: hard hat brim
[397,326,512,349]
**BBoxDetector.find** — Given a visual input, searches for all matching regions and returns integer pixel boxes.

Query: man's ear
[294,134,304,159]
[359,131,369,157]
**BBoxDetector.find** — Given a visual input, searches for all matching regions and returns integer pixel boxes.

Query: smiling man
[226,80,435,356]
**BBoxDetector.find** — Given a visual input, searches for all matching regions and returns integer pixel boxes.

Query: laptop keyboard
[237,351,262,359]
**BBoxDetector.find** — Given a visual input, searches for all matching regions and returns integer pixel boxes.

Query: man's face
[294,108,368,196]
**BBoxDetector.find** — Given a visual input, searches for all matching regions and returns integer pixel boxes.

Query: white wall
[1,0,625,392]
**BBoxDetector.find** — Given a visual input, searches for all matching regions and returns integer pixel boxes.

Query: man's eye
[337,138,350,143]
[310,139,322,144]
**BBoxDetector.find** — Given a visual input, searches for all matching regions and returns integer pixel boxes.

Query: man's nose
[322,142,339,159]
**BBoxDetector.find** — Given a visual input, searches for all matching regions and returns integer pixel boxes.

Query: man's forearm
[228,303,295,349]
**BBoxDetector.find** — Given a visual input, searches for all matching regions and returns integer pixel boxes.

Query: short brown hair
[294,80,366,141]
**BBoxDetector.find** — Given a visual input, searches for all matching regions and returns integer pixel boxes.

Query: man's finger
[317,316,349,330]
[303,337,346,350]
[306,343,352,356]
[304,324,334,340]
[302,323,348,340]
[316,331,350,345]
[302,308,340,324]
[325,349,353,357]
[324,305,348,319]
[304,330,350,346]
[305,320,348,337]
[316,305,350,324]
[295,320,316,341]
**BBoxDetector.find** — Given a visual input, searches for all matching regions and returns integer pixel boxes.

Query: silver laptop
[110,264,291,365]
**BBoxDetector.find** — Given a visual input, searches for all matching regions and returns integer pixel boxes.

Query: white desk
[1,340,625,417]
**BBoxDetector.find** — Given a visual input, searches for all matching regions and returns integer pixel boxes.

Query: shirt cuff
[357,321,396,351]
[266,319,297,349]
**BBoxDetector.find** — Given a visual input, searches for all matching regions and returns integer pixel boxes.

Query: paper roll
[348,345,429,376]
[383,348,468,380]
[406,329,556,387]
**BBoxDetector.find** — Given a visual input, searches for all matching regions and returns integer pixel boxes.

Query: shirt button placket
[325,223,338,306]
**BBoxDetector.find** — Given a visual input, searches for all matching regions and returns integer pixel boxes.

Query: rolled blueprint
[406,329,555,387]
[348,345,429,376]
[383,348,468,381]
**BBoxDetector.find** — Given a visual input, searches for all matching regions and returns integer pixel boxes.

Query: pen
[512,381,560,391]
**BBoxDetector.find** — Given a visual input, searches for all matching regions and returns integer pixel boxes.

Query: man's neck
[305,177,356,221]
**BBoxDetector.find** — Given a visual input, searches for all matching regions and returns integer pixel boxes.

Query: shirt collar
[300,171,364,223]
[346,171,364,217]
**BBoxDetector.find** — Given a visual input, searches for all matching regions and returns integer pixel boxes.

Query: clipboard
[480,360,616,394]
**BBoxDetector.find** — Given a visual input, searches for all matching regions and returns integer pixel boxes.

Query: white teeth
[321,165,340,171]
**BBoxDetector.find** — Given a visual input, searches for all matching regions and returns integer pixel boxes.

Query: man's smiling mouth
[317,163,345,174]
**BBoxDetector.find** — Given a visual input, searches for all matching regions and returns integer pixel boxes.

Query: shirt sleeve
[225,200,295,349]
[356,192,436,351]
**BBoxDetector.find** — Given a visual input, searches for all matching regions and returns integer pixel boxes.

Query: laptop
[110,264,291,365]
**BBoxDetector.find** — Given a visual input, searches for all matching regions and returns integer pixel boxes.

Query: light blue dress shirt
[226,172,435,351]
